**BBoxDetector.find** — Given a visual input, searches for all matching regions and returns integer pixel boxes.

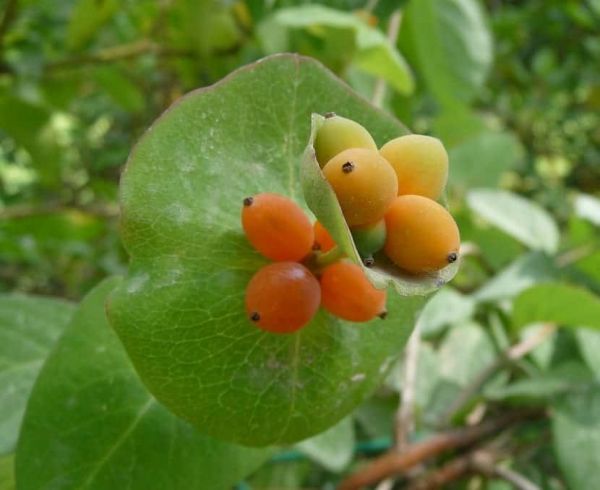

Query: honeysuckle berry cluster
[242,193,386,334]
[241,113,460,334]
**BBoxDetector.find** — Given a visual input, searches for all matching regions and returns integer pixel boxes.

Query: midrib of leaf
[286,57,301,200]
[280,334,302,441]
[76,397,154,490]
[0,359,43,376]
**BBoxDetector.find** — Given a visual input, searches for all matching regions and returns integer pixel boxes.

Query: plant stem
[338,409,543,490]
[315,246,346,268]
[372,10,402,108]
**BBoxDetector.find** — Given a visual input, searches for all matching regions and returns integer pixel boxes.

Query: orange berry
[384,195,460,274]
[313,221,336,252]
[245,262,321,334]
[323,148,397,227]
[380,135,449,200]
[320,261,387,322]
[241,193,313,262]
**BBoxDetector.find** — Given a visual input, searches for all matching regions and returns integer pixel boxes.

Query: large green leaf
[303,114,459,293]
[402,0,493,106]
[258,5,414,94]
[107,54,427,446]
[467,189,560,254]
[16,278,271,490]
[0,295,74,455]
[513,283,600,331]
[553,386,600,490]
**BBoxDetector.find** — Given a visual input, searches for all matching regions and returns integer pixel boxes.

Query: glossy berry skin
[380,135,449,200]
[351,219,386,258]
[242,193,314,262]
[313,221,336,252]
[323,148,398,227]
[384,195,460,274]
[245,262,321,334]
[314,115,377,167]
[320,261,387,322]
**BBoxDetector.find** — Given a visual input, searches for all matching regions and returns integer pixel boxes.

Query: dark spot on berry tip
[342,161,355,173]
[379,311,388,320]
[324,112,336,118]
[312,242,321,251]
[363,257,375,267]
[250,312,260,322]
[243,196,254,207]
[447,252,458,263]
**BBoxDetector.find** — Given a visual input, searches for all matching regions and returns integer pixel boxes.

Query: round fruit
[320,261,387,322]
[380,134,449,200]
[241,193,313,262]
[313,221,336,252]
[314,114,377,167]
[351,219,386,259]
[245,262,321,334]
[384,195,460,274]
[323,148,398,227]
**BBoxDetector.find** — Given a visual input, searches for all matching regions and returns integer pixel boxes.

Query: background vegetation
[1,0,600,489]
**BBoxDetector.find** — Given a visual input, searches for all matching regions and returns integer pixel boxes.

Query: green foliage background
[0,0,599,489]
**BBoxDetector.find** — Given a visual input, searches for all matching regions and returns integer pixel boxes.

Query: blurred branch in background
[372,9,401,108]
[339,409,545,490]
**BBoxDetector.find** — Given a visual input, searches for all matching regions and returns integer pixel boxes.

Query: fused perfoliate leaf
[107,54,426,447]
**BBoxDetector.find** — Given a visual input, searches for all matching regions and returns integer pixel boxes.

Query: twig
[337,409,543,490]
[0,202,119,219]
[396,323,421,449]
[375,324,422,490]
[470,451,540,490]
[0,0,18,57]
[556,244,597,267]
[372,10,401,108]
[438,323,556,426]
[45,40,195,70]
[408,450,540,490]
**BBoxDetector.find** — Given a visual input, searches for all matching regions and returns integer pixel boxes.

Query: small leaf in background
[574,193,600,226]
[576,329,600,378]
[67,0,119,50]
[467,189,560,254]
[513,283,600,330]
[295,417,355,472]
[552,386,600,490]
[0,453,14,490]
[438,322,497,386]
[94,67,145,113]
[107,55,427,447]
[0,295,74,454]
[16,278,272,490]
[449,131,524,192]
[474,252,557,302]
[485,362,594,403]
[258,5,414,94]
[402,0,493,107]
[418,288,475,337]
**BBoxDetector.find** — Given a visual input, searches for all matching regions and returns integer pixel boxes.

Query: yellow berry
[380,135,449,200]
[314,114,377,167]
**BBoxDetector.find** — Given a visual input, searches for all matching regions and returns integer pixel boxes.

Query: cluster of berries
[241,113,460,335]
[242,193,385,334]
[316,114,460,273]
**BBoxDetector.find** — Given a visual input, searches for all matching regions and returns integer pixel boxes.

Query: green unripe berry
[351,219,386,260]
[314,114,377,167]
